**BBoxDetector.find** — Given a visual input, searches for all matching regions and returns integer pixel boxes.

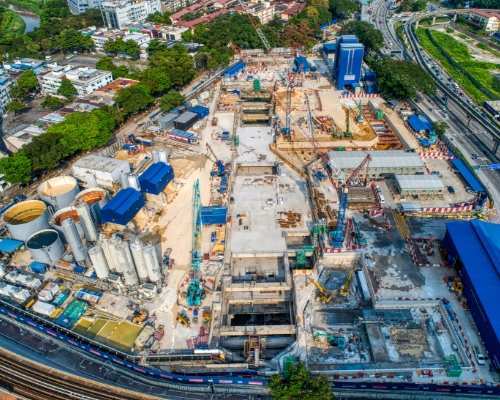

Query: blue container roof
[225,60,246,77]
[139,162,174,195]
[446,220,500,344]
[29,261,48,271]
[101,188,144,225]
[170,128,197,139]
[189,105,209,118]
[408,114,432,132]
[0,238,24,253]
[450,158,485,193]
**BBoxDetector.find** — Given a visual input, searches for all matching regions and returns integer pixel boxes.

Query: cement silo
[110,236,127,274]
[88,245,109,279]
[100,234,117,273]
[76,203,98,242]
[130,239,148,282]
[152,150,168,164]
[75,187,107,208]
[120,172,129,189]
[51,206,85,240]
[26,229,64,265]
[114,239,138,286]
[4,200,49,241]
[61,218,87,262]
[38,176,79,210]
[144,244,162,283]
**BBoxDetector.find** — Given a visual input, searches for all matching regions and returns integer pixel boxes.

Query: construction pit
[3,51,496,386]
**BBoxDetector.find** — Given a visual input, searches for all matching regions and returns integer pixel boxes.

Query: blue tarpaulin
[0,238,23,253]
[224,61,245,78]
[188,105,209,119]
[443,220,500,369]
[450,158,486,193]
[201,207,227,225]
[408,114,432,132]
[101,188,145,225]
[139,162,174,195]
[29,261,48,274]
[294,56,310,73]
[322,42,336,54]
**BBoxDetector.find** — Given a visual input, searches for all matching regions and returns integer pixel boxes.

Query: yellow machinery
[339,270,353,297]
[307,277,334,303]
[451,277,463,294]
[132,309,148,324]
[177,311,190,327]
[211,227,225,256]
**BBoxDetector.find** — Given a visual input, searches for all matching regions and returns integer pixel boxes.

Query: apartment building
[67,0,103,14]
[467,9,500,32]
[39,65,113,96]
[101,0,161,29]
[0,75,12,115]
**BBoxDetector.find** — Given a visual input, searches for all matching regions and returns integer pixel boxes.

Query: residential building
[67,0,103,14]
[39,65,113,96]
[0,74,12,115]
[162,0,195,12]
[101,0,162,29]
[466,9,500,32]
[3,59,46,75]
[247,1,275,24]
[4,125,46,153]
[91,28,124,51]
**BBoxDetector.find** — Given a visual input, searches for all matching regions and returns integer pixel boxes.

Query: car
[471,153,478,160]
[447,186,455,194]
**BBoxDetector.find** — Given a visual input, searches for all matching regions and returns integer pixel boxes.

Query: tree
[57,78,78,99]
[329,0,358,19]
[147,39,169,57]
[340,21,384,52]
[433,121,448,137]
[159,90,184,112]
[149,44,195,87]
[57,29,94,53]
[104,38,140,59]
[6,99,27,114]
[114,84,154,116]
[10,70,39,100]
[368,56,435,100]
[96,56,130,78]
[0,152,32,184]
[42,96,65,110]
[269,362,333,400]
[398,0,427,12]
[140,67,172,96]
[146,11,172,24]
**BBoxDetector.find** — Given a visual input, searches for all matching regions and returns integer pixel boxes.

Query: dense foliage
[0,108,116,183]
[6,69,39,112]
[41,95,65,110]
[104,38,140,60]
[0,6,25,40]
[367,56,436,99]
[146,11,171,24]
[159,90,185,112]
[57,78,78,99]
[340,21,384,52]
[269,362,334,400]
[114,84,154,117]
[398,0,427,12]
[96,56,130,79]
[446,0,498,8]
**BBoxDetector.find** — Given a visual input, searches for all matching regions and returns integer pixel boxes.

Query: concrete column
[432,16,436,25]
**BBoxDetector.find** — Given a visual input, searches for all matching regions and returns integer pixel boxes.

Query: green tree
[10,70,39,100]
[0,152,32,184]
[329,0,358,19]
[340,21,384,52]
[57,29,94,53]
[114,84,154,116]
[140,67,172,96]
[433,121,448,137]
[398,0,427,12]
[104,38,140,59]
[149,44,195,87]
[146,11,172,24]
[57,78,78,99]
[96,56,115,71]
[42,96,65,110]
[147,39,169,57]
[269,362,333,400]
[6,99,27,114]
[368,56,435,100]
[159,90,184,112]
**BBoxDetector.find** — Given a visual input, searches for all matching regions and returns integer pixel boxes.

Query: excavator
[307,277,334,303]
[339,270,354,297]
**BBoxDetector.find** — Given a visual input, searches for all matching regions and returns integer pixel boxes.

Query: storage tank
[114,239,138,286]
[88,245,109,279]
[100,234,117,273]
[127,174,141,191]
[75,187,107,208]
[152,150,168,164]
[76,203,98,242]
[51,206,85,240]
[4,200,49,241]
[144,244,162,283]
[130,239,148,282]
[26,229,64,265]
[109,236,127,274]
[61,218,87,262]
[38,176,79,210]
[120,172,129,189]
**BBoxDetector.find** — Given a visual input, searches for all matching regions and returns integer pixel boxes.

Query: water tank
[127,174,141,191]
[38,176,79,210]
[26,229,64,265]
[61,218,87,262]
[76,203,98,242]
[88,245,109,279]
[4,200,49,241]
[130,239,148,282]
[144,244,161,283]
[75,187,107,208]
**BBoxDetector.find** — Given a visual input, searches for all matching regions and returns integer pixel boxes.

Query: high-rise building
[0,74,12,115]
[101,0,161,29]
[67,0,104,15]
[334,35,364,90]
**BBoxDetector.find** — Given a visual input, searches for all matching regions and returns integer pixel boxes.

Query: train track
[0,346,157,400]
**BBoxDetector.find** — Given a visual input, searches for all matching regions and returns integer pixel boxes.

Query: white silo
[4,200,49,241]
[117,240,138,286]
[153,150,168,163]
[100,234,117,273]
[127,174,141,191]
[144,244,162,283]
[109,236,127,274]
[26,229,65,265]
[61,218,88,262]
[76,203,98,242]
[120,172,129,189]
[88,245,109,279]
[130,239,148,282]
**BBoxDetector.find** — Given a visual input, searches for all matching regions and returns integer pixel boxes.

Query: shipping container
[188,105,209,119]
[29,261,48,274]
[174,111,199,131]
[101,188,145,226]
[168,129,199,144]
[139,162,174,195]
[201,207,227,225]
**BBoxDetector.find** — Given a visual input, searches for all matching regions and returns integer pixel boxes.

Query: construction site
[0,43,497,388]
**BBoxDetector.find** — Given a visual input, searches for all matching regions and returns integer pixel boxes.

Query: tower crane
[187,179,204,307]
[236,0,271,51]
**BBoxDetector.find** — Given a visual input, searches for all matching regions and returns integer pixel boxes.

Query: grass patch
[476,42,500,58]
[1,0,42,14]
[0,7,25,39]
[416,27,500,104]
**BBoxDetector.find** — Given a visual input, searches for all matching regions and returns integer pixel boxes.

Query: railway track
[0,347,157,400]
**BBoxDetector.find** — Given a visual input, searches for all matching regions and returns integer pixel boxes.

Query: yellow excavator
[307,277,334,303]
[339,270,353,297]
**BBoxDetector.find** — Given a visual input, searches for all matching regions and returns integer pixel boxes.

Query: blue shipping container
[139,162,174,195]
[101,188,145,225]
[188,105,209,119]
[29,261,48,274]
[201,207,227,225]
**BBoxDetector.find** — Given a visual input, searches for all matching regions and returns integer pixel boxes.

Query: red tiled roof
[469,9,500,20]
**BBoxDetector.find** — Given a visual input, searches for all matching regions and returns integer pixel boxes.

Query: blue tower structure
[334,35,364,90]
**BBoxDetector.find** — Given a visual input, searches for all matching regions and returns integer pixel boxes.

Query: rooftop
[328,150,425,170]
[73,155,130,173]
[395,174,444,191]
